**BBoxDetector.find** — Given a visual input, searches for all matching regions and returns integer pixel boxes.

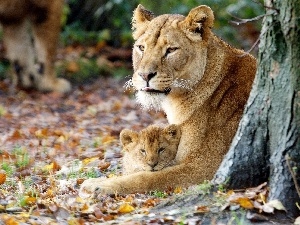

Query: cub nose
[147,161,158,169]
[139,72,157,82]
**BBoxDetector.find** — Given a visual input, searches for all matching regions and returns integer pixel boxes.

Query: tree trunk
[213,0,300,217]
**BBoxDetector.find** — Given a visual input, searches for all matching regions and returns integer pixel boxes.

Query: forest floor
[0,45,295,224]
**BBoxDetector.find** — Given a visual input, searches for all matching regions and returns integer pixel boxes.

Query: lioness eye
[137,45,145,52]
[165,47,178,56]
[158,147,165,154]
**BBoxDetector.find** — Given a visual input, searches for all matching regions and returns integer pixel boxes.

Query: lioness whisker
[123,79,134,90]
[172,78,194,91]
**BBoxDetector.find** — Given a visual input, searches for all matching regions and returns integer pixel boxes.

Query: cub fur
[80,4,256,195]
[121,124,181,175]
[0,0,70,93]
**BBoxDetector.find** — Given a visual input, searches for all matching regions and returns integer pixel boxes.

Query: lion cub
[120,124,181,175]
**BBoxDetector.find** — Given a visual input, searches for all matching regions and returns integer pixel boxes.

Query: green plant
[229,211,247,225]
[12,147,30,168]
[149,190,168,198]
[93,137,102,148]
[195,180,213,195]
[1,161,14,177]
[83,168,99,178]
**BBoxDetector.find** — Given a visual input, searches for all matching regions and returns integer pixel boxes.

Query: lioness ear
[164,124,181,140]
[132,4,155,40]
[179,5,214,42]
[120,129,138,148]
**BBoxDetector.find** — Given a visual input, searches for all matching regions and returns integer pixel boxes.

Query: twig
[286,154,300,198]
[246,36,260,54]
[229,14,265,25]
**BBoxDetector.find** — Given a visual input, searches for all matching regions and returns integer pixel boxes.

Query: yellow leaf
[174,186,183,194]
[102,135,116,145]
[43,161,60,172]
[56,135,66,143]
[236,197,254,209]
[75,196,85,203]
[107,173,116,178]
[68,217,81,225]
[118,203,135,213]
[226,190,235,196]
[82,157,98,166]
[25,196,36,205]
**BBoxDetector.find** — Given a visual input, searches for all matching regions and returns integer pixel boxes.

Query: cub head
[120,124,181,172]
[130,4,214,110]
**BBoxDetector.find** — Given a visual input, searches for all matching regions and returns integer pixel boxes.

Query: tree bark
[213,0,300,217]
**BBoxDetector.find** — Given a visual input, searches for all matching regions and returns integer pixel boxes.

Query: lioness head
[120,124,181,174]
[130,4,214,110]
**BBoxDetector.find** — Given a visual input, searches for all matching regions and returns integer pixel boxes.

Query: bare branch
[286,154,300,198]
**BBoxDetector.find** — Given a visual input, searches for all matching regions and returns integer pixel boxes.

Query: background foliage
[64,0,264,48]
[0,0,264,81]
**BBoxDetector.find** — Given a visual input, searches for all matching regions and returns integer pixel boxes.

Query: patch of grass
[149,190,168,198]
[195,180,213,195]
[93,137,102,148]
[12,147,30,168]
[1,161,14,177]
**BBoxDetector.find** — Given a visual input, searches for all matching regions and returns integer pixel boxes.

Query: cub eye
[165,47,178,56]
[140,149,146,155]
[136,45,145,52]
[158,147,165,154]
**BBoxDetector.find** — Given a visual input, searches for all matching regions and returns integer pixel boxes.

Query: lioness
[80,4,256,195]
[0,0,71,93]
[121,124,181,175]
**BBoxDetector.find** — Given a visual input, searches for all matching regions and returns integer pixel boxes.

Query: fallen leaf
[174,186,183,194]
[234,197,254,209]
[0,172,6,184]
[66,61,80,73]
[262,203,274,213]
[118,203,135,213]
[195,205,210,213]
[294,216,300,225]
[82,157,99,165]
[265,199,286,212]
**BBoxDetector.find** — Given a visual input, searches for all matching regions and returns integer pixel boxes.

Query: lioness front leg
[31,0,71,93]
[2,21,36,90]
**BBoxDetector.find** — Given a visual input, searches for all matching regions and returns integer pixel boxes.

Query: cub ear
[179,5,214,42]
[164,124,181,140]
[132,4,155,40]
[120,129,138,149]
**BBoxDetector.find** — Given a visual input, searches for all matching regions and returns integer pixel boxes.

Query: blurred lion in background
[0,0,70,93]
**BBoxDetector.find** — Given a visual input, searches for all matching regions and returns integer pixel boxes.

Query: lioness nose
[139,72,157,82]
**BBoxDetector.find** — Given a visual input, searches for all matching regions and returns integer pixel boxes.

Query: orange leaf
[4,216,19,225]
[102,135,116,145]
[35,128,48,138]
[118,203,135,213]
[236,197,254,209]
[0,172,6,184]
[25,196,36,205]
[196,205,210,213]
[8,130,23,141]
[66,61,80,73]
